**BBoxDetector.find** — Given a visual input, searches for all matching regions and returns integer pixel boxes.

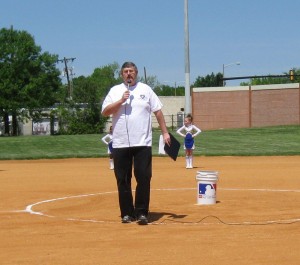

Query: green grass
[192,125,300,156]
[0,125,300,160]
[0,134,104,160]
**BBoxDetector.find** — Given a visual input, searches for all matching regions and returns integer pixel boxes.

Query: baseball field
[0,155,299,264]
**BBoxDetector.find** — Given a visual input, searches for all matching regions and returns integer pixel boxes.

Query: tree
[139,75,159,89]
[68,76,105,134]
[193,72,223,87]
[60,63,121,134]
[89,62,121,97]
[0,27,61,135]
[153,85,174,96]
[240,75,290,86]
[152,83,184,96]
[72,63,121,104]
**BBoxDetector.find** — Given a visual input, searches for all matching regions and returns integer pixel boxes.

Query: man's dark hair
[121,61,138,71]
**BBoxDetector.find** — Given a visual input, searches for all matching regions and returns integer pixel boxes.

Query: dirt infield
[0,156,299,265]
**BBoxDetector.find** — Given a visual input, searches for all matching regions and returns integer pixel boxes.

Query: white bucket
[196,171,219,205]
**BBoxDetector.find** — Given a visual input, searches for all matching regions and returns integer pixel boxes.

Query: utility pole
[57,57,76,100]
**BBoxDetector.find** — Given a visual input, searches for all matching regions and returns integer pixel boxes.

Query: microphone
[126,80,131,104]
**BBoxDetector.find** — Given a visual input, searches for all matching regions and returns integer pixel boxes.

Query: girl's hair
[185,113,193,122]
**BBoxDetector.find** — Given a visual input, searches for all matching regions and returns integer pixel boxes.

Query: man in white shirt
[101,62,170,225]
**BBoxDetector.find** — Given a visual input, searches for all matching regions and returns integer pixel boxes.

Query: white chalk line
[3,187,300,226]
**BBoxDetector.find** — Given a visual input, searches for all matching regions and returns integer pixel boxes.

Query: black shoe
[122,215,134,223]
[137,214,148,225]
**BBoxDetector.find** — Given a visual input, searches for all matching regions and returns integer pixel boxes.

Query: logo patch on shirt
[140,94,145,99]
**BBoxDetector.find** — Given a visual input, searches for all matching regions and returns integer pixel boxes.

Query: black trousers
[113,146,152,218]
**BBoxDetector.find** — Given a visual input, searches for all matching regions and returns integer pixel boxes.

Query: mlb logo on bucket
[198,183,216,198]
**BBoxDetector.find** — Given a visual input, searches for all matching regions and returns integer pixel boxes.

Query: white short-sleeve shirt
[102,82,162,148]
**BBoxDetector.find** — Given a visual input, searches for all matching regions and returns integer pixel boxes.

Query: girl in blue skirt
[176,114,201,168]
[101,126,114,169]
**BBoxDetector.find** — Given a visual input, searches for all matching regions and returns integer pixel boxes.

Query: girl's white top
[101,133,113,154]
[101,133,113,145]
[102,82,162,148]
[176,124,202,138]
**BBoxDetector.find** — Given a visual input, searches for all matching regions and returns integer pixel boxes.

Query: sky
[1,0,300,86]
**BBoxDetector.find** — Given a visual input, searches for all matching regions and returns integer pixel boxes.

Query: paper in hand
[164,133,181,161]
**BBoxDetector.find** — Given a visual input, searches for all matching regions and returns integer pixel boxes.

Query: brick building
[192,83,300,130]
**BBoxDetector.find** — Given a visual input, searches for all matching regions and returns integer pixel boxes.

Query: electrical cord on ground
[148,212,300,226]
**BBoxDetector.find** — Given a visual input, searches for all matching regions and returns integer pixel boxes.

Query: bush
[55,105,107,135]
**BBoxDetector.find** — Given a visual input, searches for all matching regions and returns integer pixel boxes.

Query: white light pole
[184,0,191,113]
[222,61,240,86]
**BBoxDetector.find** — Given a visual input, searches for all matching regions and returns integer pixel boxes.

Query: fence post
[171,114,174,131]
